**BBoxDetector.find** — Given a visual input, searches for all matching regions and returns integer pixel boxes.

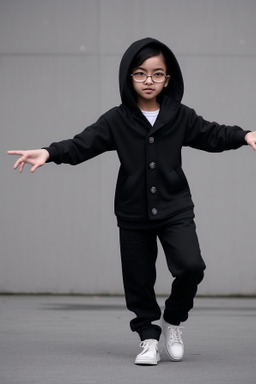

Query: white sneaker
[135,339,161,365]
[162,320,184,361]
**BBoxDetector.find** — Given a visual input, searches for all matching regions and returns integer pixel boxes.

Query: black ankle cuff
[138,325,161,341]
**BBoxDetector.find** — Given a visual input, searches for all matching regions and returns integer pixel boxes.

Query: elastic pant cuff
[138,326,161,341]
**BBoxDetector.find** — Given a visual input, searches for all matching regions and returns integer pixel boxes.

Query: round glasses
[131,71,168,83]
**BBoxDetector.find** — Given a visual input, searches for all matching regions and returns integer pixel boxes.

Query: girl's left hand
[245,131,256,151]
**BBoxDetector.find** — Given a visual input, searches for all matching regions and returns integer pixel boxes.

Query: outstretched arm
[245,131,256,151]
[7,149,50,173]
[183,106,255,152]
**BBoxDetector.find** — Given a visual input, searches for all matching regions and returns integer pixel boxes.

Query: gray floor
[0,296,255,384]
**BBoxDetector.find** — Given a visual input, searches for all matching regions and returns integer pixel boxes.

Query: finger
[31,163,41,173]
[249,141,256,151]
[8,151,24,156]
[13,157,25,170]
[20,161,25,173]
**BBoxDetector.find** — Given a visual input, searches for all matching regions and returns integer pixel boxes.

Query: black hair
[130,43,169,74]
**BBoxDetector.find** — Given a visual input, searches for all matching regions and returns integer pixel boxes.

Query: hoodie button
[150,186,157,194]
[148,137,155,144]
[152,208,158,216]
[149,162,156,170]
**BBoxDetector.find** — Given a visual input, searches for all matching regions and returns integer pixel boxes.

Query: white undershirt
[141,109,160,126]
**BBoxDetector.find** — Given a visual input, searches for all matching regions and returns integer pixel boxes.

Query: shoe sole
[135,359,160,366]
[135,355,161,365]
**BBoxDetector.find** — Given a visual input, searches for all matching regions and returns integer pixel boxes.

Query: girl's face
[131,54,170,110]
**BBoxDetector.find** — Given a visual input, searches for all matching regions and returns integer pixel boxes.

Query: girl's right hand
[7,149,50,173]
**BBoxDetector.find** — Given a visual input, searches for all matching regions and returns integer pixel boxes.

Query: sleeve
[44,115,116,165]
[183,106,250,152]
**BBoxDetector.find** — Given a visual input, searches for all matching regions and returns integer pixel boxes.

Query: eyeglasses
[131,71,168,83]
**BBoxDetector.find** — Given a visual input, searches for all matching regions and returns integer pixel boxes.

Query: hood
[119,37,184,115]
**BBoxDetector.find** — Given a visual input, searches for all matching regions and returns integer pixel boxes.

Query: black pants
[119,211,206,341]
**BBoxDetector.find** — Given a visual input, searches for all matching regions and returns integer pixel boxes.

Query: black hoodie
[45,38,249,223]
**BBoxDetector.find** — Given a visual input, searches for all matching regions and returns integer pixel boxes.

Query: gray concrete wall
[1,0,256,295]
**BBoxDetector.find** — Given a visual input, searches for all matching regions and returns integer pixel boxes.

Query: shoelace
[140,339,158,350]
[167,326,184,344]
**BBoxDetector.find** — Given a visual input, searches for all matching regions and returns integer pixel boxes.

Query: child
[8,37,256,365]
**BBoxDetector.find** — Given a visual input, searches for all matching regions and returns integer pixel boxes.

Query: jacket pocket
[166,166,189,193]
[115,171,136,203]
